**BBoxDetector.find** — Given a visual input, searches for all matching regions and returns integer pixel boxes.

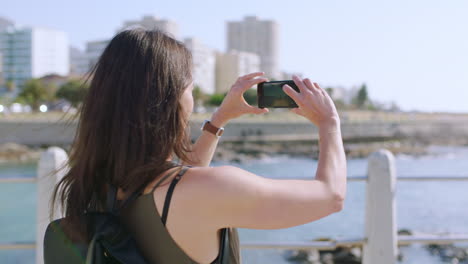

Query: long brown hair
[50,28,241,264]
[50,28,199,241]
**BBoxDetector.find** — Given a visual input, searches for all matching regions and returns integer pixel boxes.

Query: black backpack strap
[106,184,118,213]
[161,165,192,226]
[217,228,228,264]
[111,161,182,213]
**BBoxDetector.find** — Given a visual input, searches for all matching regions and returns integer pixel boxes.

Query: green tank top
[119,165,241,264]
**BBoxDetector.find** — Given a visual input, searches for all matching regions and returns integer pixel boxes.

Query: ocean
[1,145,468,263]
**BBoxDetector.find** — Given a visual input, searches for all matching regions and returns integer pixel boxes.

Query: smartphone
[257,80,300,108]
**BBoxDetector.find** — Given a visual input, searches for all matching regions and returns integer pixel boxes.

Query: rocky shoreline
[0,138,461,164]
[0,140,443,165]
[0,140,431,164]
[0,143,42,164]
[213,139,429,164]
[283,229,468,264]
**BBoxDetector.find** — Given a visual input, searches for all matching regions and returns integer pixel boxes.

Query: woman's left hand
[215,72,270,121]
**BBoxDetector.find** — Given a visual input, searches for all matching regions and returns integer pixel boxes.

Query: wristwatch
[201,119,224,138]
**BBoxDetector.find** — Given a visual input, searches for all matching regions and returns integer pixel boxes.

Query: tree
[5,80,16,92]
[56,79,88,107]
[325,87,334,99]
[16,79,49,111]
[192,85,203,104]
[352,84,369,109]
[243,88,257,105]
[207,93,225,106]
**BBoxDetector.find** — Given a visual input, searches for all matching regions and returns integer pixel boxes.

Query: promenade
[1,110,468,146]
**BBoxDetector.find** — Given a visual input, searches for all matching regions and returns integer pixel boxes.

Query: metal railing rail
[3,234,468,251]
[0,177,36,183]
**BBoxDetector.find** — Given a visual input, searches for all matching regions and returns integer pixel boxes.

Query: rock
[0,142,42,163]
[0,142,30,153]
[397,229,413,236]
[284,244,362,264]
[216,138,431,163]
[425,244,468,263]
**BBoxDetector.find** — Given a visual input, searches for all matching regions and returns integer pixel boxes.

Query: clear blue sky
[3,0,468,112]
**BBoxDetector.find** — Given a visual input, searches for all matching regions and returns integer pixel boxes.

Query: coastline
[213,139,430,164]
[0,139,439,165]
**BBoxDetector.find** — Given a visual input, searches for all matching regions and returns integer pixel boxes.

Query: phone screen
[258,80,299,108]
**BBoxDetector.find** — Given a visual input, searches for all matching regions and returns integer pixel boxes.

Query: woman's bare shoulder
[184,165,261,191]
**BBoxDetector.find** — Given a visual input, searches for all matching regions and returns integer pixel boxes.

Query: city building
[0,17,14,87]
[70,46,89,76]
[0,17,14,32]
[85,39,109,71]
[39,74,69,88]
[83,16,180,75]
[280,71,304,80]
[0,52,4,88]
[227,16,280,80]
[183,37,216,94]
[215,50,261,94]
[0,26,69,88]
[117,15,179,40]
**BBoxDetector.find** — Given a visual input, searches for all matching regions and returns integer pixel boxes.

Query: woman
[51,28,347,264]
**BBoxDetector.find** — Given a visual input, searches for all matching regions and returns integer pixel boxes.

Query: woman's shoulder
[184,165,260,193]
[182,165,271,213]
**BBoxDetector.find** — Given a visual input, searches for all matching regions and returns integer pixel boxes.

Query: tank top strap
[160,165,192,226]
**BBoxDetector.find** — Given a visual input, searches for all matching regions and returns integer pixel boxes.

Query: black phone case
[257,80,300,108]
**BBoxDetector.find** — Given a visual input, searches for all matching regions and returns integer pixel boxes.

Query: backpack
[43,182,149,264]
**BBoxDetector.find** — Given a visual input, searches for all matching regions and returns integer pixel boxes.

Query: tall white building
[215,50,260,94]
[0,27,69,87]
[227,16,280,80]
[183,37,216,94]
[280,71,303,80]
[117,15,179,40]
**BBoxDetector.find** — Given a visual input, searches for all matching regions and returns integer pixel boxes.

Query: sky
[3,0,468,113]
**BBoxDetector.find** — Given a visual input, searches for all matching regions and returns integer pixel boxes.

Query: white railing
[1,147,468,263]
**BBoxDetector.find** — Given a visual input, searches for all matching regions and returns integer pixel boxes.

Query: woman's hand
[215,72,270,121]
[283,75,340,129]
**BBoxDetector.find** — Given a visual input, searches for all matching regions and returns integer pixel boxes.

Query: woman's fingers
[246,77,268,88]
[282,84,301,105]
[232,77,268,95]
[240,71,265,80]
[247,104,269,114]
[304,78,320,93]
[292,75,310,94]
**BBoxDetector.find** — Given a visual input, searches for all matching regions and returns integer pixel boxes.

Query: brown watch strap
[203,121,224,137]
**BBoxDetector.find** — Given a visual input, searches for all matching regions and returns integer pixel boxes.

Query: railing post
[363,149,397,264]
[36,147,69,264]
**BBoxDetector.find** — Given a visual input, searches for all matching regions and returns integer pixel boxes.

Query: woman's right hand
[282,75,340,129]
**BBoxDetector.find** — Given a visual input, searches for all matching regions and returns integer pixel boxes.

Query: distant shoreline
[2,139,465,165]
[2,110,468,164]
